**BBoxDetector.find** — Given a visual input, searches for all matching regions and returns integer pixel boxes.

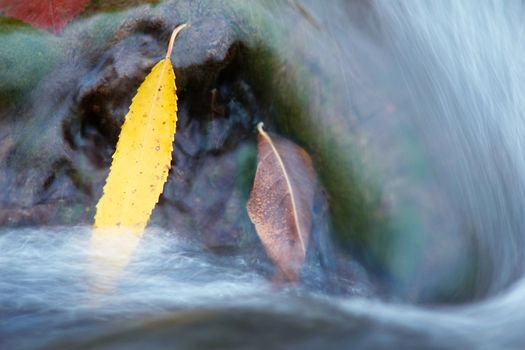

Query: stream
[2,0,525,349]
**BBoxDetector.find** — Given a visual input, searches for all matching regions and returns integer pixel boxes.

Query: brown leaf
[247,123,317,282]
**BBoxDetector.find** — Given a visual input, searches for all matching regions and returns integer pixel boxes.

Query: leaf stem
[166,23,188,60]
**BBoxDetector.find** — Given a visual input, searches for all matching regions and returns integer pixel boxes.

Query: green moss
[83,0,160,16]
[0,19,61,109]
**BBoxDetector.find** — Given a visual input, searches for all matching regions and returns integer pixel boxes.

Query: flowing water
[3,0,525,349]
[1,226,524,349]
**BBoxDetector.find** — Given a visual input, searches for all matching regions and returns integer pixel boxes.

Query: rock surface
[0,0,377,296]
[0,0,491,303]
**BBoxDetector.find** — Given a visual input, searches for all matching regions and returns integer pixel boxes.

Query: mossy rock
[0,0,480,303]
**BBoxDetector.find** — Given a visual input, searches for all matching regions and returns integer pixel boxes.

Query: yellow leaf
[94,24,186,233]
[89,24,187,293]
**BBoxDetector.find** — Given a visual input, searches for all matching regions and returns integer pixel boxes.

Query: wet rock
[0,0,381,297]
[0,0,347,289]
